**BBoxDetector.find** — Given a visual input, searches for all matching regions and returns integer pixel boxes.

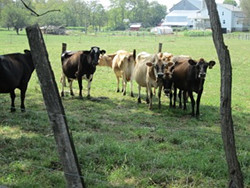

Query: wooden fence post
[26,24,85,188]
[158,43,162,53]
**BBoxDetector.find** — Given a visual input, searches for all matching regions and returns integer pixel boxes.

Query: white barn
[163,0,247,32]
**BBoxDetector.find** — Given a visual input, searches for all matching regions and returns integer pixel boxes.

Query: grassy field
[0,29,249,187]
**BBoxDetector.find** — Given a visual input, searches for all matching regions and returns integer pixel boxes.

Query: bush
[184,30,212,37]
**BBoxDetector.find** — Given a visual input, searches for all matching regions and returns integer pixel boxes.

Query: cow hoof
[87,95,91,99]
[117,89,120,93]
[137,98,141,103]
[61,92,64,97]
[123,92,126,96]
[131,93,134,97]
[10,108,16,113]
[21,108,26,112]
[77,96,83,99]
[146,98,149,104]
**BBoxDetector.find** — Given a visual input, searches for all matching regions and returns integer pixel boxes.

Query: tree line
[0,0,167,34]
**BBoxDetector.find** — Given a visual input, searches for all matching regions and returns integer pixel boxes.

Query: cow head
[188,58,216,80]
[89,46,106,66]
[163,61,174,96]
[146,54,167,82]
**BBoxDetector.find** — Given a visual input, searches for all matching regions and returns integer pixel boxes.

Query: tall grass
[0,28,249,187]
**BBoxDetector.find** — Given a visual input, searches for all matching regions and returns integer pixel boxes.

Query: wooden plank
[26,24,85,188]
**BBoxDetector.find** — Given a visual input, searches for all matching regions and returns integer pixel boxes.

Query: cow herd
[0,46,215,117]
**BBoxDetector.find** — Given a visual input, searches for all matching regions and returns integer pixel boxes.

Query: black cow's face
[189,58,216,79]
[90,47,106,66]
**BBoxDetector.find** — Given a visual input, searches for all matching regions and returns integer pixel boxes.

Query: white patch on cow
[92,47,99,53]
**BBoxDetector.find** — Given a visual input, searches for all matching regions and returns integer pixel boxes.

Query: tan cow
[133,52,173,110]
[112,49,136,96]
[98,53,116,68]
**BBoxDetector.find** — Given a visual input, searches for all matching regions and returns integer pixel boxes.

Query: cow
[98,53,116,68]
[112,50,136,97]
[163,57,216,116]
[133,52,173,110]
[0,50,34,112]
[61,46,106,98]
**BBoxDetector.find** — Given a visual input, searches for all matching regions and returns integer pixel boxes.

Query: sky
[98,0,240,11]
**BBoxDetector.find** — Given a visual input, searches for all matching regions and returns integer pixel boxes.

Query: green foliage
[0,30,249,187]
[183,30,212,37]
[0,2,31,34]
[223,0,237,6]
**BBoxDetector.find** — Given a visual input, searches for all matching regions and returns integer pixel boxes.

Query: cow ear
[146,62,153,67]
[188,59,196,66]
[101,50,106,55]
[167,62,174,67]
[208,61,216,69]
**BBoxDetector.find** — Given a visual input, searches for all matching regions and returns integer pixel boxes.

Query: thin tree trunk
[205,1,244,187]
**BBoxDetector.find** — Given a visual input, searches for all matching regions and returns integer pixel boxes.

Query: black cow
[163,57,215,117]
[0,50,34,112]
[61,46,106,98]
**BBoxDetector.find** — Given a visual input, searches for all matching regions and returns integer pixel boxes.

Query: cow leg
[178,90,182,109]
[61,74,65,97]
[130,80,134,97]
[77,77,83,98]
[169,91,173,107]
[122,75,127,96]
[196,90,203,117]
[145,88,149,104]
[148,85,153,110]
[188,91,195,116]
[116,76,120,92]
[173,87,177,108]
[20,86,28,112]
[137,85,141,103]
[87,75,93,99]
[10,91,16,112]
[183,90,188,110]
[158,85,162,109]
[69,79,74,96]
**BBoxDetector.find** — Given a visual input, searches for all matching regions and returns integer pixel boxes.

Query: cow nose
[199,73,206,78]
[158,73,164,78]
[164,88,171,96]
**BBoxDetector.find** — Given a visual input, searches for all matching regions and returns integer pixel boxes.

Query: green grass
[0,28,249,187]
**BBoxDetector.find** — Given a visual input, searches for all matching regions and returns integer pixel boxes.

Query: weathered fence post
[158,43,162,53]
[205,1,244,187]
[26,24,85,188]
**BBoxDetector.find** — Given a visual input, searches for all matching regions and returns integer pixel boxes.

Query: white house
[163,0,247,32]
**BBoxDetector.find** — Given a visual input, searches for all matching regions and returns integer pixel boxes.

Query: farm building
[163,0,247,32]
[150,26,173,35]
[129,23,142,31]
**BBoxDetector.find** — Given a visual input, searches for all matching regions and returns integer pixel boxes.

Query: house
[129,23,142,31]
[163,0,247,32]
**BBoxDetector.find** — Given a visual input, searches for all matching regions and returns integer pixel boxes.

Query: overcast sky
[97,0,240,11]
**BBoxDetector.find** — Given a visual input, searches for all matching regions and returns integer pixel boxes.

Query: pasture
[0,29,249,187]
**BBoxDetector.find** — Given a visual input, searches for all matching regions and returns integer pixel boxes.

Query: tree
[205,0,244,187]
[1,2,31,34]
[147,1,166,26]
[240,0,250,26]
[223,0,237,6]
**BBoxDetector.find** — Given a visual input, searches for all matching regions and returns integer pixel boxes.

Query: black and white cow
[61,46,106,98]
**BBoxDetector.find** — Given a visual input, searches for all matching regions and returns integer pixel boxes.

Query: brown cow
[134,52,173,110]
[0,50,34,112]
[98,53,116,68]
[61,46,106,98]
[163,57,216,116]
[112,50,136,97]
